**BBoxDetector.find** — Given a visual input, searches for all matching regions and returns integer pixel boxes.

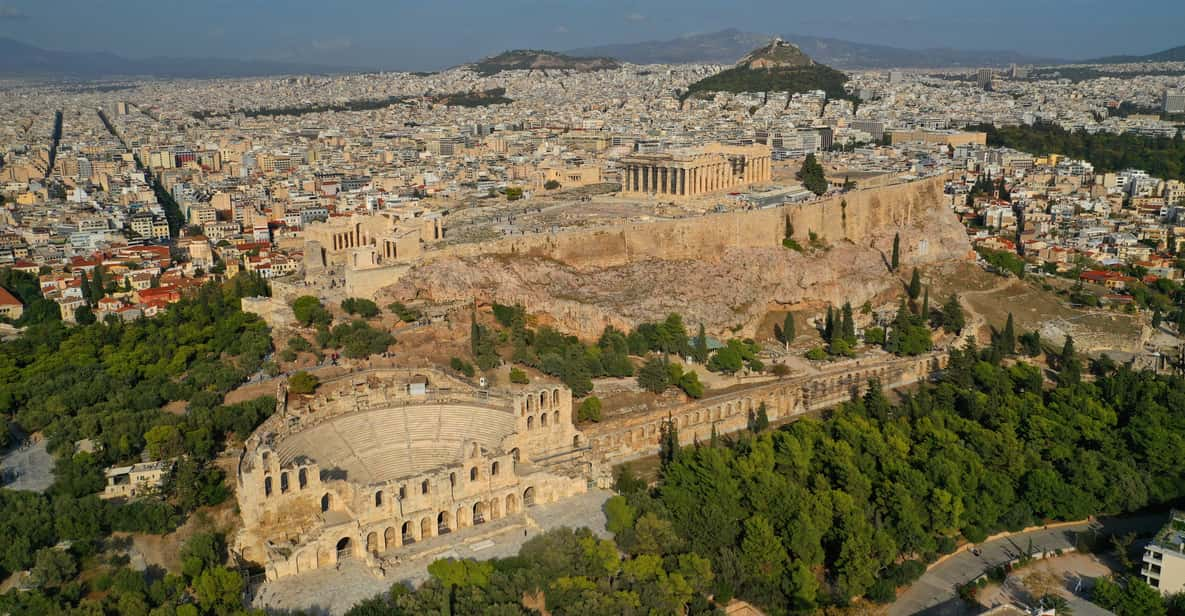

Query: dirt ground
[976,552,1114,611]
[924,261,1144,353]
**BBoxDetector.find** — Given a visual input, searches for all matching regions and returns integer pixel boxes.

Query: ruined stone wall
[584,352,947,467]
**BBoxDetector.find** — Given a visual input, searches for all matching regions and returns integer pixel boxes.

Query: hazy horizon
[2,0,1183,71]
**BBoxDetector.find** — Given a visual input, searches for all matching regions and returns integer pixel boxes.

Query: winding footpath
[890,513,1162,616]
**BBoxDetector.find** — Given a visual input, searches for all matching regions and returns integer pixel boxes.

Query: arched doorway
[402,521,415,544]
[384,527,397,550]
[510,448,520,462]
[366,532,379,554]
[320,493,331,512]
[506,493,518,514]
[336,537,352,561]
[490,498,502,520]
[473,501,487,524]
[455,506,467,529]
[437,511,451,535]
[523,486,536,507]
[420,517,433,539]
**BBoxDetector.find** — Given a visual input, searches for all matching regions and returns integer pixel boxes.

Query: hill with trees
[465,50,619,76]
[682,39,851,101]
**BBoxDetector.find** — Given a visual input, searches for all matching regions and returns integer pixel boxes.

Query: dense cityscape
[2,8,1185,616]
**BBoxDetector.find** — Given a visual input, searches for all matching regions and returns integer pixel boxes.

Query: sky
[1,0,1182,70]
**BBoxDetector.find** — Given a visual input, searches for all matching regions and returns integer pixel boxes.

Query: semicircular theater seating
[274,404,517,484]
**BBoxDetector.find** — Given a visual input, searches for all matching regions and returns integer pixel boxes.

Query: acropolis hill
[280,173,972,340]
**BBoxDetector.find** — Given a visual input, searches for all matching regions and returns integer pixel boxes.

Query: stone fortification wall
[428,174,956,268]
[375,175,971,337]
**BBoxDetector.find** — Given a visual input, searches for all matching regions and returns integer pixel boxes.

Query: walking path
[890,513,1162,616]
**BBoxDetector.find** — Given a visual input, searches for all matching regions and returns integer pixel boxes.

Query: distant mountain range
[0,37,358,79]
[569,29,1064,69]
[1087,44,1185,64]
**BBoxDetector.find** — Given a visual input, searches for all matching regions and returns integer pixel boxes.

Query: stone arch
[527,415,534,430]
[506,493,519,514]
[437,510,451,534]
[420,517,433,539]
[374,490,383,508]
[541,412,548,427]
[264,476,273,497]
[526,395,532,413]
[540,391,548,409]
[384,526,397,549]
[336,536,352,560]
[553,410,560,426]
[402,521,416,544]
[320,492,330,512]
[280,472,289,494]
[298,467,308,489]
[491,461,500,476]
[366,531,379,554]
[553,388,561,406]
[523,486,536,507]
[470,466,479,481]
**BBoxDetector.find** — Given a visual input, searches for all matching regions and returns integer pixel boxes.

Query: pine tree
[942,294,966,334]
[908,268,921,300]
[709,423,719,448]
[891,232,900,271]
[750,402,770,433]
[782,313,795,348]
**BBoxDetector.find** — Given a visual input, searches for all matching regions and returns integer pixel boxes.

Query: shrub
[288,371,319,394]
[805,347,827,361]
[508,368,529,384]
[450,357,476,378]
[341,298,380,318]
[577,397,603,422]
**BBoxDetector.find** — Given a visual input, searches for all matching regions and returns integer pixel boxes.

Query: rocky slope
[382,192,971,339]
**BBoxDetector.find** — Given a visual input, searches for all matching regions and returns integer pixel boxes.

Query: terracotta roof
[0,287,22,306]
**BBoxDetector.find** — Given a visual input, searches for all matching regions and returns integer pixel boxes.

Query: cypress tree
[921,287,930,322]
[824,306,835,342]
[891,232,900,271]
[692,324,709,363]
[841,301,855,341]
[1001,313,1016,355]
[1059,335,1081,385]
[782,312,795,348]
[908,268,921,300]
[79,270,93,305]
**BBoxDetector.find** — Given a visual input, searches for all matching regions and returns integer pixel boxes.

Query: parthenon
[618,143,772,198]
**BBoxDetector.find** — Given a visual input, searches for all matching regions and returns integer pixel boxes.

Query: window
[527,416,534,430]
[399,485,407,499]
[469,467,478,481]
[491,461,500,476]
[375,491,383,507]
[264,476,273,497]
[298,468,308,489]
[421,480,429,494]
[280,472,289,494]
[541,413,548,427]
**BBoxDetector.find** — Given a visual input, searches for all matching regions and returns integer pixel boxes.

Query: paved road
[0,438,54,492]
[891,514,1163,616]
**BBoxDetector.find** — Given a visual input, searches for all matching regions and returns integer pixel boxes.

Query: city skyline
[1,0,1184,71]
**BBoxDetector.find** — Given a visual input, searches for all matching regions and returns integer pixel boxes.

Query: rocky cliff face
[382,177,971,339]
